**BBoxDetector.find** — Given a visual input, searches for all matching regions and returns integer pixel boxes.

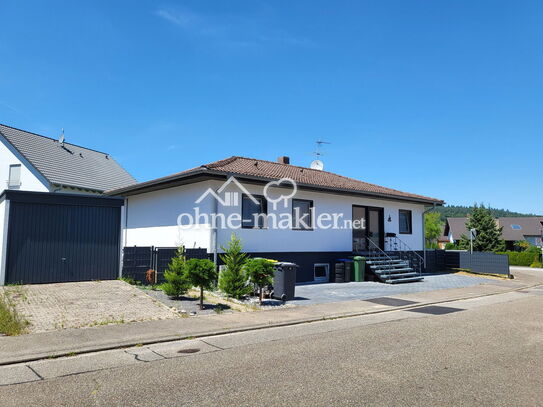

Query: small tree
[218,234,252,299]
[459,205,505,252]
[245,258,275,304]
[184,258,217,310]
[425,212,444,249]
[162,246,191,299]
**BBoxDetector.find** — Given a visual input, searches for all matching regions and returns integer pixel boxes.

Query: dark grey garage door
[4,191,123,284]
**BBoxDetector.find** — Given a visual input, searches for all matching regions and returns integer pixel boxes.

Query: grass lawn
[0,288,29,336]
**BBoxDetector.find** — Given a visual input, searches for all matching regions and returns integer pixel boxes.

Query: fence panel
[122,246,209,284]
[459,252,510,276]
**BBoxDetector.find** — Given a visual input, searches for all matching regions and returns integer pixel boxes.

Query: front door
[352,205,384,252]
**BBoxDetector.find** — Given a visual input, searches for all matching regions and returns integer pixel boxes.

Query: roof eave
[107,168,444,205]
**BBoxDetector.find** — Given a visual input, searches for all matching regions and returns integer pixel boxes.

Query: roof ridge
[0,123,110,155]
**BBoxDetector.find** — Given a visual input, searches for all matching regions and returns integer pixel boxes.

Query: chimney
[277,156,290,165]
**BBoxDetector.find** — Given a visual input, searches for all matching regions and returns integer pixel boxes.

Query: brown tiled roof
[107,156,443,204]
[498,217,543,241]
[447,216,543,242]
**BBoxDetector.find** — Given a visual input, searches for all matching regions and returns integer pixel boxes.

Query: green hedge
[497,251,540,267]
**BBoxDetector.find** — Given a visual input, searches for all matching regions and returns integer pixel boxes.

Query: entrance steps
[366,255,424,284]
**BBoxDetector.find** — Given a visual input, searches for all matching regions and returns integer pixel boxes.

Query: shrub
[445,243,461,250]
[530,261,543,268]
[498,251,540,267]
[245,258,275,304]
[184,258,217,310]
[162,247,191,299]
[218,234,251,299]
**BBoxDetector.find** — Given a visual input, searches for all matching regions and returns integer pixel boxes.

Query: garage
[0,190,123,284]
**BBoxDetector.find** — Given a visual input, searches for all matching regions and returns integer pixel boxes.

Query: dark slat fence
[445,250,510,276]
[122,247,208,284]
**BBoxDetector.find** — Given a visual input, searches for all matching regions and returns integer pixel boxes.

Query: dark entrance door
[352,205,384,251]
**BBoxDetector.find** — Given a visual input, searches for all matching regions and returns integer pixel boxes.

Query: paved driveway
[2,281,178,333]
[291,272,493,305]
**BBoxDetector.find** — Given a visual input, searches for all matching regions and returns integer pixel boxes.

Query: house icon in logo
[195,176,259,206]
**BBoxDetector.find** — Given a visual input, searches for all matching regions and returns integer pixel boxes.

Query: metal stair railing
[365,237,395,280]
[384,236,424,277]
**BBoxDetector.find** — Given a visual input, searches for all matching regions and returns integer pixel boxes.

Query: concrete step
[374,268,414,275]
[384,276,424,284]
[369,262,409,269]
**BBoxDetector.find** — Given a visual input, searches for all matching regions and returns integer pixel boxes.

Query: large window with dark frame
[292,199,313,230]
[399,209,412,234]
[241,194,267,229]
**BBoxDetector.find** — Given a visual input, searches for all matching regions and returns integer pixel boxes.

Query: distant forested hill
[436,205,540,221]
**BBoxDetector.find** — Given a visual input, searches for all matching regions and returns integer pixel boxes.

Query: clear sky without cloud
[0,1,541,213]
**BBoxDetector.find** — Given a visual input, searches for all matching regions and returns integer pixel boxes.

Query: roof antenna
[58,128,65,146]
[310,140,330,170]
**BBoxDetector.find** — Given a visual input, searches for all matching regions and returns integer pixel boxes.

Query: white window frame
[314,263,329,283]
[8,164,21,189]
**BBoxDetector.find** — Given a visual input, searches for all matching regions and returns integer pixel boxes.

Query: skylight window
[511,224,522,230]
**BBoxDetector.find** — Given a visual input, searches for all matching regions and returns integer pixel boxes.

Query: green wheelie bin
[351,256,366,282]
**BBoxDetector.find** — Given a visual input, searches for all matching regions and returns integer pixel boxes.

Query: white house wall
[0,199,8,285]
[212,180,426,253]
[0,136,49,193]
[123,179,427,253]
[123,181,215,250]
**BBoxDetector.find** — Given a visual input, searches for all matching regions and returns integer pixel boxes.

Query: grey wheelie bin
[272,262,298,301]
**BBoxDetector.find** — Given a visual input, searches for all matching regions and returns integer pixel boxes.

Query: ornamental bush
[245,258,275,304]
[161,247,191,299]
[184,258,217,310]
[218,234,252,299]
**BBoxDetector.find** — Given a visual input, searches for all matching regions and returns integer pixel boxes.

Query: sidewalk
[0,269,541,366]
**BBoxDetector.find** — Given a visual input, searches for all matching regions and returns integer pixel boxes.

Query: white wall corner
[0,200,11,285]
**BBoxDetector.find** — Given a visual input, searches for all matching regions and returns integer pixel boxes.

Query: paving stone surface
[0,281,178,333]
[292,273,490,305]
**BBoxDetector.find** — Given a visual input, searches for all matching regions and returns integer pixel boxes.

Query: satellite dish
[310,159,324,170]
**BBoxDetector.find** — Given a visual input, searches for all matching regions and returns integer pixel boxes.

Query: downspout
[212,188,219,267]
[120,197,128,278]
[422,203,437,270]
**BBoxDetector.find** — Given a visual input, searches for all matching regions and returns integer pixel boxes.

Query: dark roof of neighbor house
[0,123,137,192]
[498,217,543,241]
[107,156,443,205]
[446,216,543,242]
[445,217,469,241]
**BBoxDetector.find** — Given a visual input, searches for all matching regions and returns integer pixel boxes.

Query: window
[8,164,21,189]
[511,224,522,230]
[314,263,329,282]
[292,199,313,230]
[399,209,412,234]
[241,194,267,229]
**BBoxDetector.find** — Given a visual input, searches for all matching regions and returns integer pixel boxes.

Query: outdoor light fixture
[387,215,392,222]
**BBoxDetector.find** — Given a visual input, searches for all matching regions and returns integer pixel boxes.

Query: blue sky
[1,1,542,213]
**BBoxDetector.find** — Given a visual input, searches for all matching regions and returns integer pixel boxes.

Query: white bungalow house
[108,156,444,284]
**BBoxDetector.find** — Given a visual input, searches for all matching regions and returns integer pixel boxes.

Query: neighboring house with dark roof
[443,217,543,249]
[108,156,444,283]
[0,123,136,194]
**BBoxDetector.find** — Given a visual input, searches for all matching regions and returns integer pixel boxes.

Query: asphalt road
[1,290,542,406]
